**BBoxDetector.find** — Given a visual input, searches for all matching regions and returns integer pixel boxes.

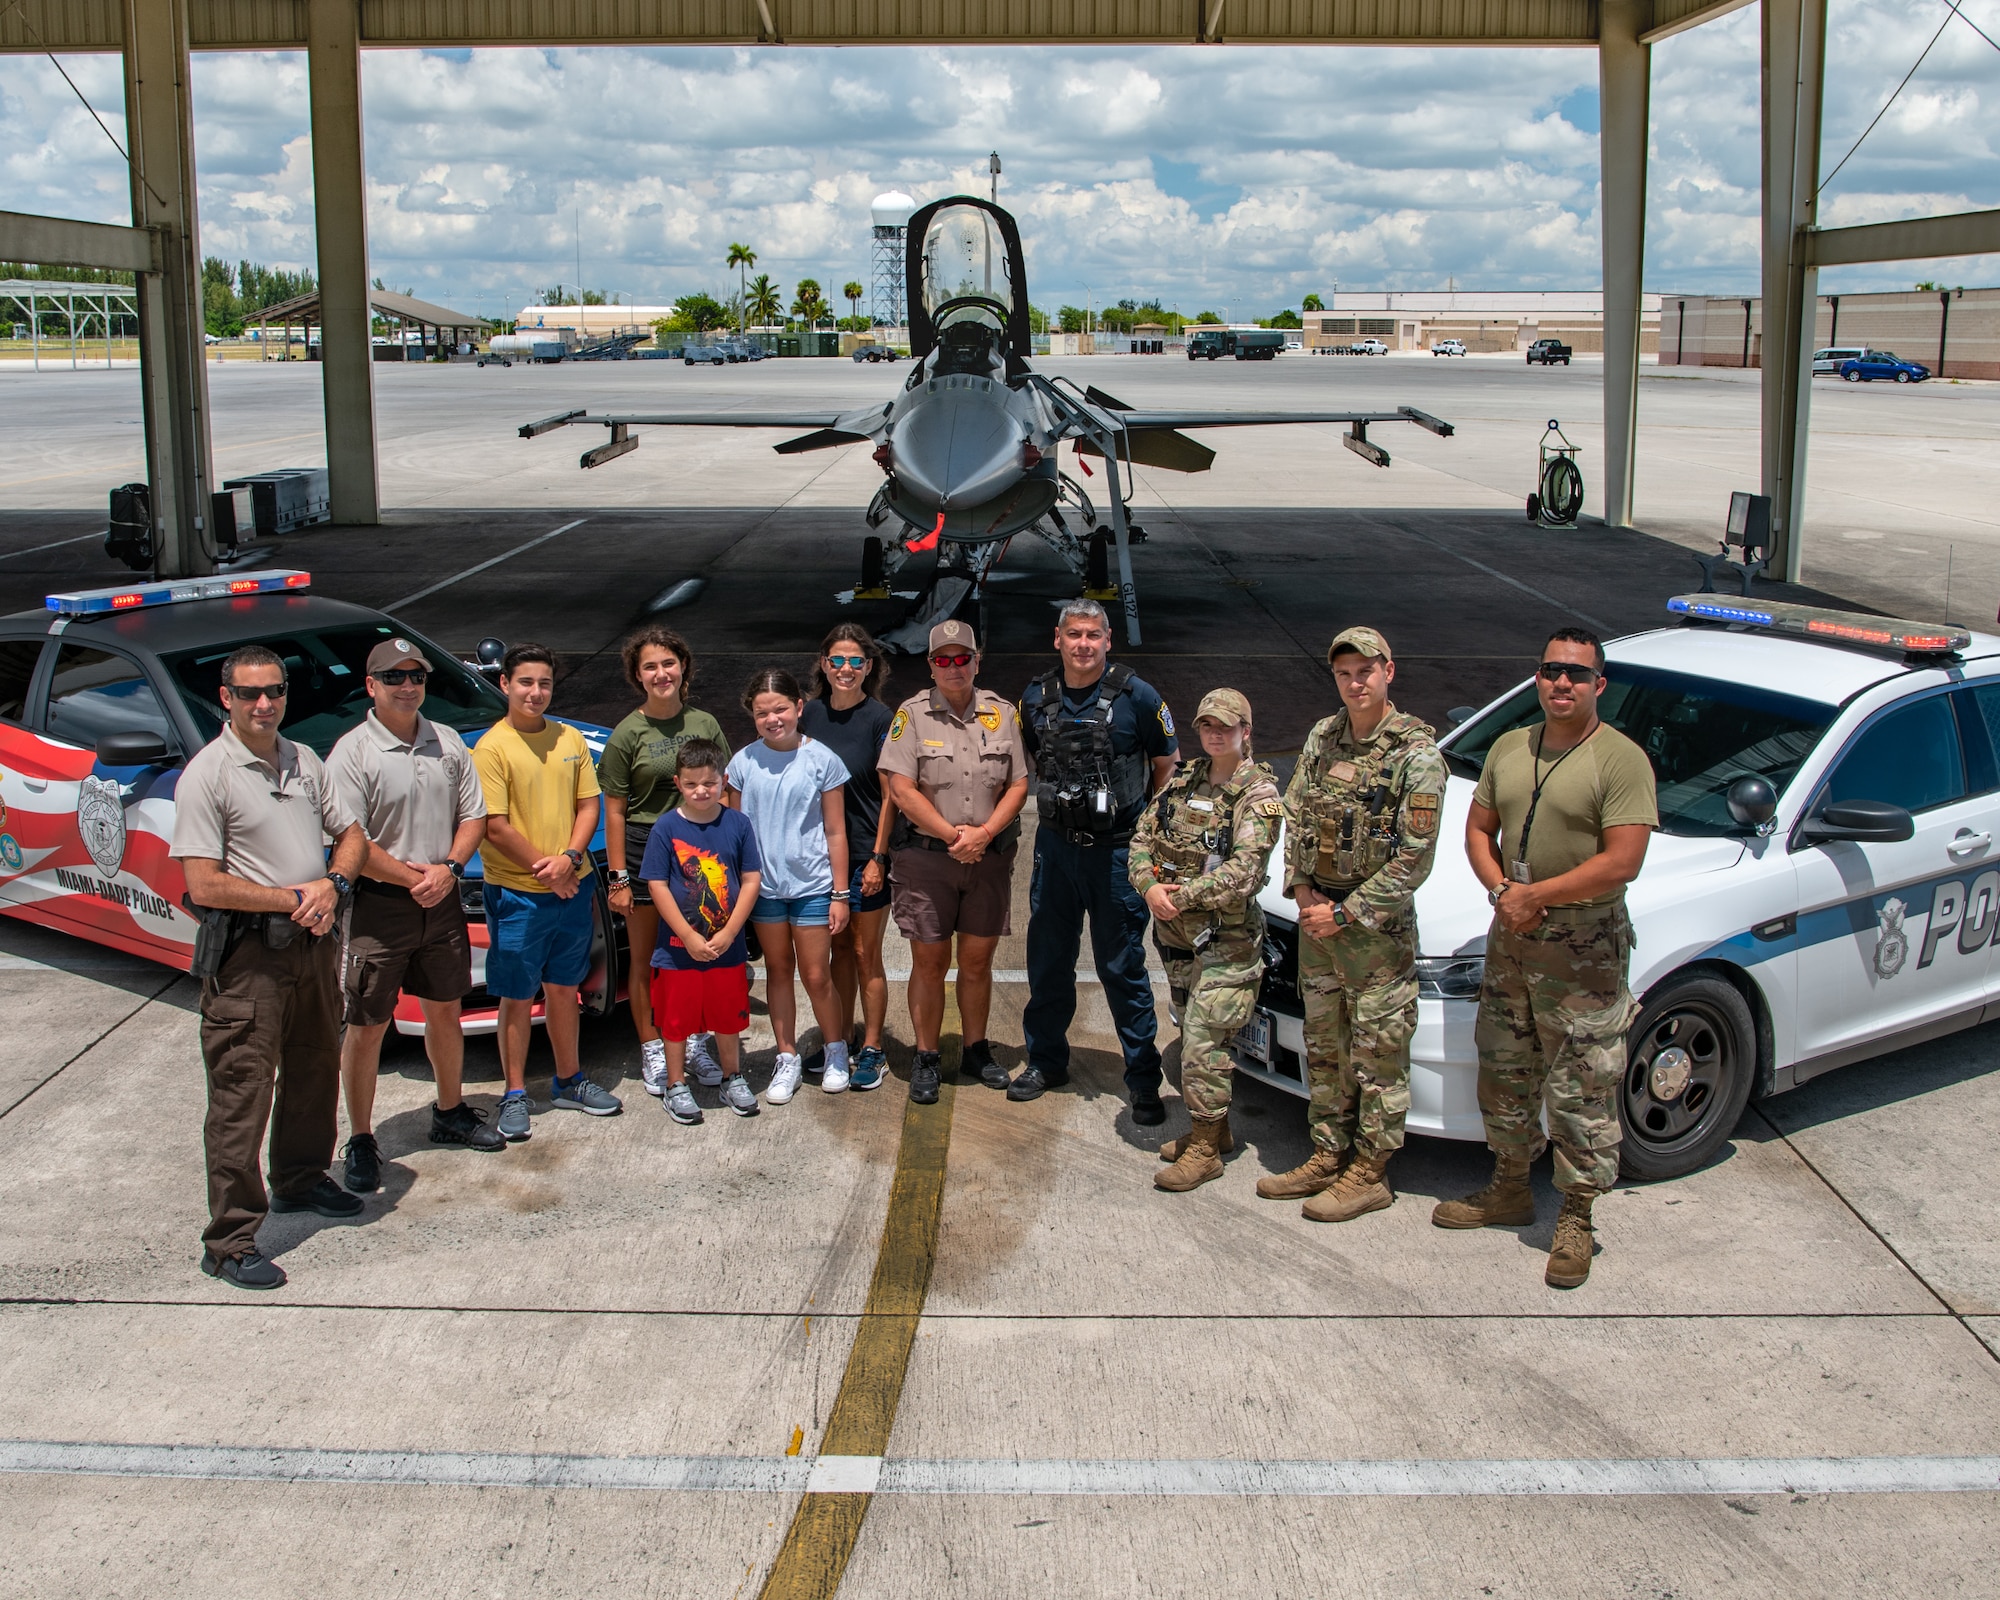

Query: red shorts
[650,963,751,1039]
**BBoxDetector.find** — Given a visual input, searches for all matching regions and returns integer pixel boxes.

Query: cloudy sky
[2,0,1995,319]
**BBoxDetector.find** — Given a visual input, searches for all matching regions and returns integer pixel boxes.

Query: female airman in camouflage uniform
[1128,689,1284,1192]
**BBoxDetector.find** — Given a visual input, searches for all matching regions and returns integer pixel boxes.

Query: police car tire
[1617,973,1757,1183]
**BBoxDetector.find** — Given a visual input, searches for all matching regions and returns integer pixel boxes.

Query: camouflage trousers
[1474,904,1638,1195]
[1158,922,1264,1123]
[1299,916,1417,1157]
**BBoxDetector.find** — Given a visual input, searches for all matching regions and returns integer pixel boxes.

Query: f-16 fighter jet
[520,196,1453,650]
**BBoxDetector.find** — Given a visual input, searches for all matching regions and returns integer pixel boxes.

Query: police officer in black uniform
[1015,599,1179,1120]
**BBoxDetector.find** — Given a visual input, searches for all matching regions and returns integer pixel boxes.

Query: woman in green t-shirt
[601,626,730,1095]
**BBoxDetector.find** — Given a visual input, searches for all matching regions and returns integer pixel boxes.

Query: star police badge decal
[1873,897,1909,980]
[77,774,128,877]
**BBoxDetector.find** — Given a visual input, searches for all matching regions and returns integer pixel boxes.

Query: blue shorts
[483,883,595,1000]
[752,891,833,927]
[849,860,892,915]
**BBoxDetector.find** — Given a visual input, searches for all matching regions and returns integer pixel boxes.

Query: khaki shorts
[890,843,1017,943]
[343,886,472,1026]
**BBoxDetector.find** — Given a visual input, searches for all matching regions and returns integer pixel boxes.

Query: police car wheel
[1617,973,1757,1182]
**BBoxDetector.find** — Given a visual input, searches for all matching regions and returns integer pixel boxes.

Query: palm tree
[843,280,865,325]
[746,274,783,328]
[791,278,825,327]
[725,242,757,332]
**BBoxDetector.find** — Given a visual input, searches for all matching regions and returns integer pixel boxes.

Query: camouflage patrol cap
[927,619,978,655]
[1194,688,1252,727]
[1328,626,1392,663]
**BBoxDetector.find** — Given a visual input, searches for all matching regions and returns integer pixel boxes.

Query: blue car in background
[1840,349,1930,384]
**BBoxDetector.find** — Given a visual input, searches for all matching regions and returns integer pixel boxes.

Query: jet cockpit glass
[920,205,1017,321]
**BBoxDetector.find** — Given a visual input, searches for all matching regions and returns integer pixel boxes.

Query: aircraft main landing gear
[855,535,889,599]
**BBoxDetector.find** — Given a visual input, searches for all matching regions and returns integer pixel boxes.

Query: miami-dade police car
[1243,595,2000,1180]
[0,571,619,1034]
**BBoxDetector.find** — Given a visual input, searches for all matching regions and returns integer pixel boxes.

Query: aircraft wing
[519,406,889,468]
[1046,382,1453,472]
[1111,408,1453,434]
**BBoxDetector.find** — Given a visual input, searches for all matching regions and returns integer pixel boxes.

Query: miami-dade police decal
[1873,897,1909,980]
[76,774,128,876]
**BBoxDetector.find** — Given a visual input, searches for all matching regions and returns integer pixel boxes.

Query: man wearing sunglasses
[327,638,502,1195]
[1437,626,1656,1289]
[172,644,369,1290]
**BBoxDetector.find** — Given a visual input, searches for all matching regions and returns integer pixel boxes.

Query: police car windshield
[1443,663,1835,837]
[161,623,508,757]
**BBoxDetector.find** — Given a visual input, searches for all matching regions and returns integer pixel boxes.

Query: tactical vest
[1027,664,1149,838]
[1304,712,1428,890]
[1146,760,1262,942]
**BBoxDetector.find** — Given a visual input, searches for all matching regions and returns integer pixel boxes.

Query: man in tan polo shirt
[171,644,368,1290]
[328,637,499,1195]
[878,619,1029,1106]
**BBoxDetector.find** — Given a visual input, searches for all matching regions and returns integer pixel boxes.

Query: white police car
[1243,596,2000,1180]
[0,571,619,1035]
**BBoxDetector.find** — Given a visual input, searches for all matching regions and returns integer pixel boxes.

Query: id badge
[1508,860,1534,885]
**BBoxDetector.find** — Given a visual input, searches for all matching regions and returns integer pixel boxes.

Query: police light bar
[45,569,311,616]
[1668,594,1969,654]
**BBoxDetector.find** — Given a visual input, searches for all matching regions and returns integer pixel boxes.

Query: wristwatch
[447,858,467,880]
[327,871,353,898]
[563,848,585,871]
[1331,902,1351,930]
[871,851,891,866]
[1487,881,1511,906]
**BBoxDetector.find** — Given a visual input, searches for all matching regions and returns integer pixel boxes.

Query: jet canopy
[905,196,1032,364]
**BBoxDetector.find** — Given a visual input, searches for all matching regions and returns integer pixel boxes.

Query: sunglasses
[1537,661,1602,684]
[375,668,428,686]
[825,655,869,671]
[931,652,975,669]
[223,682,288,702]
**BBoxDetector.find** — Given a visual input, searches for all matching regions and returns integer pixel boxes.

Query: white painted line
[805,1454,884,1494]
[0,955,161,972]
[384,518,587,612]
[4,1442,1996,1497]
[0,531,100,562]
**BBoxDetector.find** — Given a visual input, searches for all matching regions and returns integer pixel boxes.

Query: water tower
[870,190,914,331]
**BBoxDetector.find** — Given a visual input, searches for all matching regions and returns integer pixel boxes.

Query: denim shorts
[849,860,892,915]
[751,891,833,926]
[483,883,595,999]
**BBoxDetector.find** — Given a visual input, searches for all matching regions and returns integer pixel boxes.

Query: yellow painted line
[757,991,960,1600]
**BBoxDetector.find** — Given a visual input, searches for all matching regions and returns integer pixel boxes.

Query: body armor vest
[1307,714,1422,889]
[1028,664,1149,838]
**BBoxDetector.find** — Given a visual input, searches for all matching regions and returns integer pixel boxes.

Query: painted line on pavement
[1400,528,1610,632]
[0,531,101,561]
[383,518,586,611]
[4,1442,1995,1498]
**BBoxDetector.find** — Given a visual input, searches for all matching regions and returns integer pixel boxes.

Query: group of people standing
[173,598,1655,1295]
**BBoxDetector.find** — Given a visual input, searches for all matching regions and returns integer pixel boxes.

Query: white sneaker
[821,1051,851,1094]
[686,1034,724,1087]
[641,1040,668,1097]
[766,1052,804,1105]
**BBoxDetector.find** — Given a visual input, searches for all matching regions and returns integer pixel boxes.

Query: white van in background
[1813,346,1866,374]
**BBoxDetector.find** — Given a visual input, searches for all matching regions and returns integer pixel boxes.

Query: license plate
[1234,1010,1273,1064]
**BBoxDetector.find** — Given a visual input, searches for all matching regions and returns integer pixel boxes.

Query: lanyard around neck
[1515,723,1596,867]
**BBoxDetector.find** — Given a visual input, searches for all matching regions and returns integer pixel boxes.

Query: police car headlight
[1415,956,1484,1000]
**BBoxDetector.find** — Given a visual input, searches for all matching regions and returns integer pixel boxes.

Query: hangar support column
[1762,0,1826,582]
[122,0,214,579]
[1597,0,1649,531]
[308,0,380,525]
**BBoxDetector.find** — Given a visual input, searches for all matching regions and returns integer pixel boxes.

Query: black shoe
[270,1176,365,1218]
[342,1133,381,1193]
[1007,1066,1068,1102]
[1131,1093,1167,1127]
[963,1040,1010,1091]
[802,1049,825,1079]
[431,1101,505,1152]
[200,1248,287,1290]
[909,1050,942,1105]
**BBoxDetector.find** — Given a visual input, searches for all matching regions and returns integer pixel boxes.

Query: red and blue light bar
[1668,593,1968,654]
[46,569,311,617]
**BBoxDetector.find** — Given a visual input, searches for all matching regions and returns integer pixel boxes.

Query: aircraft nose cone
[890,385,1025,510]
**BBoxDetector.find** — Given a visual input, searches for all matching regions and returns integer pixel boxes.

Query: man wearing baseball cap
[326,635,502,1193]
[1262,626,1446,1222]
[877,619,1030,1105]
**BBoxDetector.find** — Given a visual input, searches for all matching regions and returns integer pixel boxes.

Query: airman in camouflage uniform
[1260,627,1446,1224]
[1128,689,1282,1193]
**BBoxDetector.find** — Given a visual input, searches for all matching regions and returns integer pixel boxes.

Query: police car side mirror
[95,729,172,766]
[1799,799,1915,845]
[1725,775,1777,830]
[476,637,506,667]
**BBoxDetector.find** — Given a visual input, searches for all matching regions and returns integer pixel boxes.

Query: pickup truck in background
[1526,339,1573,366]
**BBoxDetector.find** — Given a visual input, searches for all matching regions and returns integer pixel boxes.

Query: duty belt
[354,877,413,898]
[901,819,1022,853]
[1059,828,1133,848]
[1308,880,1355,903]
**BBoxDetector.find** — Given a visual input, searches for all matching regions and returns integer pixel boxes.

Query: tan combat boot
[1544,1192,1597,1288]
[1154,1117,1228,1193]
[1254,1146,1345,1200]
[1430,1153,1536,1229]
[1301,1150,1394,1223]
[1159,1121,1236,1163]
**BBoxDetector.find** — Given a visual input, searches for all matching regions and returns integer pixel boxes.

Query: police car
[0,571,620,1035]
[1243,595,2000,1180]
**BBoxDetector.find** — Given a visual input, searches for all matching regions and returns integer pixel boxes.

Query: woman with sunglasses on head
[800,625,898,1091]
[600,627,730,1100]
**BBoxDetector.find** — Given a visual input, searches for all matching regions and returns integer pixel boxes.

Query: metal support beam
[1598,0,1649,531]
[307,0,380,525]
[1760,0,1827,583]
[122,0,214,579]
[0,210,157,275]
[1804,208,2000,268]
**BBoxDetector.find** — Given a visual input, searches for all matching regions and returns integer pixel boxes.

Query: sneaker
[497,1093,532,1142]
[909,1050,942,1105]
[767,1052,805,1105]
[1006,1066,1068,1103]
[963,1040,1010,1091]
[641,1040,669,1097]
[662,1080,703,1124]
[551,1073,623,1116]
[1131,1091,1167,1127]
[200,1247,286,1291]
[342,1132,381,1193]
[822,1048,851,1094]
[685,1034,724,1088]
[720,1074,760,1117]
[431,1101,505,1152]
[849,1045,887,1092]
[270,1176,364,1218]
[800,1049,825,1079]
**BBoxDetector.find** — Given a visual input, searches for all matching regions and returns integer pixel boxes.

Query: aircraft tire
[1085,529,1111,592]
[860,535,886,593]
